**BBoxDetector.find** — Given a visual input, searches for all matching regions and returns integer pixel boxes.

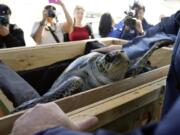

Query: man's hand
[0,25,9,36]
[56,0,65,7]
[11,102,98,135]
[135,19,144,35]
[42,9,48,21]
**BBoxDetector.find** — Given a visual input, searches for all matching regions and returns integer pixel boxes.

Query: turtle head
[97,50,130,81]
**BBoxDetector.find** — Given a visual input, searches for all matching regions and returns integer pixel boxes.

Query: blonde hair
[74,5,85,13]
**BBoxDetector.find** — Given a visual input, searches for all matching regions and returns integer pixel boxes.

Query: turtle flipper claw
[127,40,173,76]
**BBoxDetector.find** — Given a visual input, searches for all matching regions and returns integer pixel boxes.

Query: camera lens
[124,16,136,28]
[0,16,9,26]
[48,10,56,18]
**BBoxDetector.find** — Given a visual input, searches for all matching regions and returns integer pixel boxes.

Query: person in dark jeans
[0,4,25,48]
[11,10,180,135]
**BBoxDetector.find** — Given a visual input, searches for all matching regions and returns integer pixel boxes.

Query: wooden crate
[0,38,127,113]
[0,38,173,134]
[0,74,167,134]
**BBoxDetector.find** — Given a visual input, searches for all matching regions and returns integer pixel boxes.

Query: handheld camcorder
[124,10,136,29]
[0,16,9,26]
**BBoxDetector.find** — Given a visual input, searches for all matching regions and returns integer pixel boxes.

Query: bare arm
[31,10,48,45]
[56,1,73,33]
[12,103,98,135]
[135,19,145,35]
[31,21,45,44]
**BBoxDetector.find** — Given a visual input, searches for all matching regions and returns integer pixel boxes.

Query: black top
[0,24,25,48]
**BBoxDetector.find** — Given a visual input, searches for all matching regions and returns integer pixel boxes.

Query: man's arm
[11,103,98,135]
[146,10,180,36]
[31,10,48,45]
[56,1,73,33]
[3,24,25,47]
[0,60,40,107]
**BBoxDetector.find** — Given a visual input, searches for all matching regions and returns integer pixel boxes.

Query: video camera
[0,16,9,26]
[124,10,136,29]
[124,1,145,29]
[48,8,56,18]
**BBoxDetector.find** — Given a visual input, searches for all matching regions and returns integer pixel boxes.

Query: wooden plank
[0,38,126,71]
[68,77,165,131]
[0,39,171,114]
[0,67,168,134]
[102,101,160,132]
[0,65,169,114]
[0,37,171,71]
[0,101,9,117]
[102,87,165,132]
[55,65,169,113]
[4,65,169,114]
[149,47,173,68]
[0,91,13,113]
[0,77,165,134]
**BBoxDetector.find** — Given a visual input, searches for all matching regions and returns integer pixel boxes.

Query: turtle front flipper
[42,76,84,100]
[11,76,84,113]
[127,40,173,76]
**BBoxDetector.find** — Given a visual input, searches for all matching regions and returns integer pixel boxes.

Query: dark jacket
[0,24,25,48]
[142,18,153,31]
[120,18,153,40]
[120,26,141,40]
[36,10,180,135]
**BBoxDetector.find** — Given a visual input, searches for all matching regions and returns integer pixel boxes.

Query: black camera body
[48,9,56,18]
[0,16,9,26]
[124,10,136,29]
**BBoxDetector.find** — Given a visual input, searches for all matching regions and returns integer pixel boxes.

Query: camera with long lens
[0,16,9,26]
[48,9,56,18]
[124,10,136,29]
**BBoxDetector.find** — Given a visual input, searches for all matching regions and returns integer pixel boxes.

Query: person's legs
[0,60,40,107]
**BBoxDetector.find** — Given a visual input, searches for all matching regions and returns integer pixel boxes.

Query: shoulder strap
[48,26,60,43]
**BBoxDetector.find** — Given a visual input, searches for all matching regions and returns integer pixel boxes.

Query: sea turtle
[12,40,172,113]
[12,50,130,112]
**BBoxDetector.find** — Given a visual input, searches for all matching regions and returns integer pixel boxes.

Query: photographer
[121,2,153,40]
[0,4,25,48]
[120,16,145,40]
[31,1,73,45]
[133,2,153,31]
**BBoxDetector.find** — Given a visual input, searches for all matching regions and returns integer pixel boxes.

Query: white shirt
[31,21,64,45]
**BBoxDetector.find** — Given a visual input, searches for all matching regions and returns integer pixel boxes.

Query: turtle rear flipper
[127,40,173,76]
[11,76,84,113]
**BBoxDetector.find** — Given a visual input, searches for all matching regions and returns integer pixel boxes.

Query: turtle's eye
[105,54,115,62]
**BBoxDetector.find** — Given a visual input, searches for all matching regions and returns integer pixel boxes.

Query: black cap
[44,5,56,10]
[0,4,11,15]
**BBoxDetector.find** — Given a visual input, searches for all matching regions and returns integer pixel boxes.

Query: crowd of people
[99,2,153,40]
[0,1,154,48]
